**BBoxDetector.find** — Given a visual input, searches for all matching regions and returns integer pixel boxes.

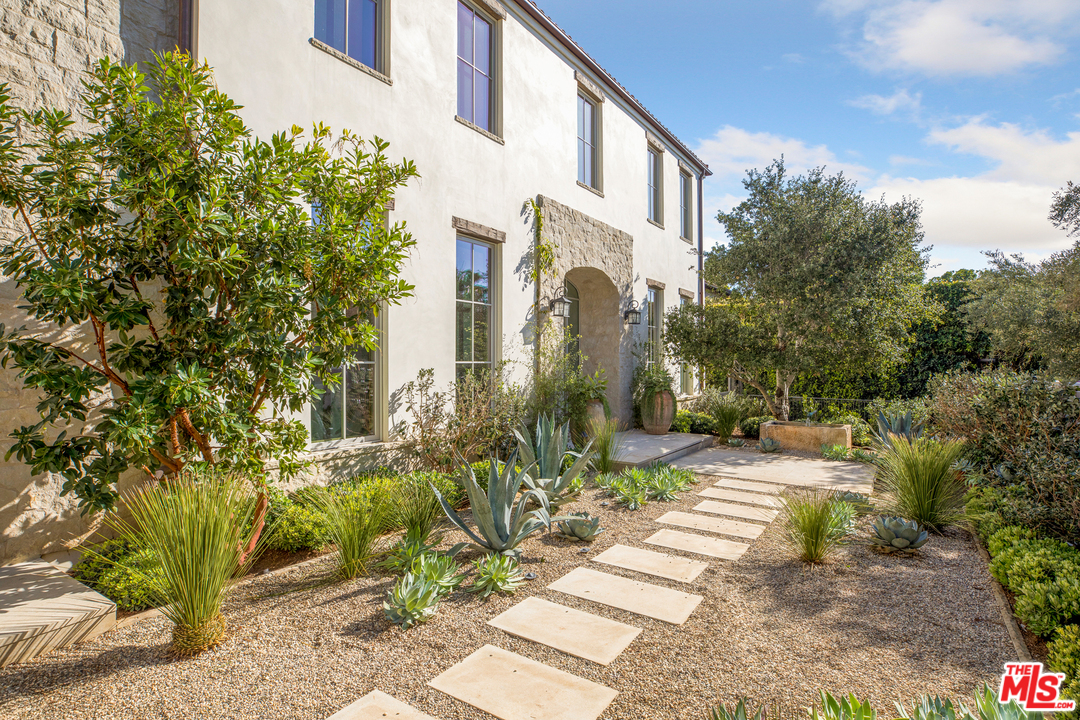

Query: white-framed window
[310,307,381,443]
[314,0,386,73]
[647,287,663,366]
[648,148,663,224]
[679,170,693,241]
[578,94,599,189]
[456,236,494,381]
[457,1,495,132]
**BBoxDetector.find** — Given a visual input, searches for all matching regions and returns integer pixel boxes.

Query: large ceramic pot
[585,399,607,428]
[641,390,675,435]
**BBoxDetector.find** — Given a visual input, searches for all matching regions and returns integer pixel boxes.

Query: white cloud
[695,125,872,183]
[822,0,1080,77]
[927,118,1080,185]
[849,88,922,119]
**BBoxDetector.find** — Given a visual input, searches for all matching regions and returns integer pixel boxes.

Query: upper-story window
[647,148,663,225]
[315,0,384,73]
[578,94,598,189]
[457,2,494,132]
[679,170,693,241]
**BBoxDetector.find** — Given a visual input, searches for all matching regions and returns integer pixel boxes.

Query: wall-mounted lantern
[550,293,572,319]
[624,300,642,325]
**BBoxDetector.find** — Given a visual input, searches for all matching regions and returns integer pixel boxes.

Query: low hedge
[739,415,772,438]
[670,410,718,435]
[70,539,162,612]
[1049,624,1080,715]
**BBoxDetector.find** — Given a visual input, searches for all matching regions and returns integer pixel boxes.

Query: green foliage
[666,159,933,421]
[528,326,595,432]
[987,525,1040,558]
[433,452,553,557]
[556,512,604,541]
[984,527,1080,637]
[598,463,693,510]
[712,404,741,440]
[868,397,930,426]
[780,489,852,564]
[671,410,719,435]
[707,698,779,720]
[633,361,676,419]
[1014,576,1080,637]
[307,485,391,580]
[872,410,925,448]
[644,471,683,501]
[929,370,1080,544]
[759,438,782,453]
[105,469,257,655]
[390,472,449,543]
[989,535,1079,592]
[852,448,879,465]
[870,516,930,552]
[824,414,873,447]
[809,691,878,720]
[587,417,623,474]
[383,572,441,629]
[894,695,969,720]
[469,553,524,598]
[72,539,161,612]
[834,491,874,515]
[0,56,418,512]
[616,483,648,510]
[266,502,330,553]
[877,437,967,532]
[377,536,436,575]
[728,438,746,447]
[514,415,593,509]
[741,416,771,438]
[1048,624,1080,714]
[821,444,851,461]
[410,552,466,596]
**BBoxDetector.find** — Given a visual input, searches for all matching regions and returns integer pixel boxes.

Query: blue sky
[535,0,1080,276]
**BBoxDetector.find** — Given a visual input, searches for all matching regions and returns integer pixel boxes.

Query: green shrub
[670,410,718,435]
[1014,575,1080,636]
[878,437,967,532]
[868,397,930,426]
[987,525,1040,558]
[740,415,771,438]
[1049,625,1080,715]
[821,444,851,461]
[587,416,623,474]
[266,502,330,552]
[965,487,1008,542]
[989,537,1079,592]
[780,489,851,564]
[309,486,392,580]
[72,539,161,612]
[824,413,873,446]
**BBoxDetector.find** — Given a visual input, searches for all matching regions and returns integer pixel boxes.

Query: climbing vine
[525,197,557,283]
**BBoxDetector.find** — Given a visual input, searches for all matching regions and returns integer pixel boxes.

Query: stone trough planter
[760,421,852,453]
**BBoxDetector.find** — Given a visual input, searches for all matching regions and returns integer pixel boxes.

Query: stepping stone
[698,487,782,507]
[645,529,750,560]
[548,567,703,625]
[592,544,708,583]
[429,644,617,720]
[657,511,767,540]
[693,500,779,523]
[327,690,436,720]
[487,597,640,666]
[711,478,782,494]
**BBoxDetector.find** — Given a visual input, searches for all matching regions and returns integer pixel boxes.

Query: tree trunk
[239,490,268,567]
[774,370,791,421]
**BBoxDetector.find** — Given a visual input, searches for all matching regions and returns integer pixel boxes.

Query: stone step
[710,478,782,494]
[644,529,750,560]
[548,567,703,625]
[592,544,708,583]
[692,500,779,523]
[0,561,116,668]
[429,644,618,720]
[487,597,641,666]
[697,487,782,507]
[327,690,437,719]
[657,511,767,540]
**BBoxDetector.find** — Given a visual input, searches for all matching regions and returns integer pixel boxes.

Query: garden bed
[1,476,1013,720]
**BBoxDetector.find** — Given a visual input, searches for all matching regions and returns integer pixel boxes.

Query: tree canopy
[666,158,934,419]
[0,53,418,524]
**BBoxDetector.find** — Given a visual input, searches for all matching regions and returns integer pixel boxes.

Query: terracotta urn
[641,390,675,435]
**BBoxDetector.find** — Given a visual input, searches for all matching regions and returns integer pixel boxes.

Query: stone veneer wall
[537,195,636,423]
[0,1,178,565]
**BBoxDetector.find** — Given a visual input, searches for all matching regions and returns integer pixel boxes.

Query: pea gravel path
[0,474,1014,720]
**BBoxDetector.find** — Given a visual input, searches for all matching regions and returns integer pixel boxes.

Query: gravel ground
[1,475,1013,720]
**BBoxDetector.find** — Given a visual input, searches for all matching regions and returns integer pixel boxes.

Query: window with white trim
[456,236,494,381]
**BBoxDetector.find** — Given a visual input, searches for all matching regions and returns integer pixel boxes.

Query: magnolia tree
[666,159,933,420]
[0,53,418,551]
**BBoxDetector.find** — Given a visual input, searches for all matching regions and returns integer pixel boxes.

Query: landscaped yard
[0,468,1013,720]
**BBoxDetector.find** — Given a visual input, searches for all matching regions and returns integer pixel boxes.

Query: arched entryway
[564,267,623,422]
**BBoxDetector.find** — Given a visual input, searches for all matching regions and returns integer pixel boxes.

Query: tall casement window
[647,149,663,224]
[679,171,693,241]
[311,307,380,443]
[679,295,693,394]
[647,287,663,366]
[457,2,494,132]
[315,0,383,72]
[456,237,493,381]
[578,94,598,189]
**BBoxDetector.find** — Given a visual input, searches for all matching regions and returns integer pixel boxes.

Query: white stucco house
[0,0,710,564]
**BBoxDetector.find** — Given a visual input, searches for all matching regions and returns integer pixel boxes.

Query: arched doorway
[565,279,580,366]
[564,267,623,422]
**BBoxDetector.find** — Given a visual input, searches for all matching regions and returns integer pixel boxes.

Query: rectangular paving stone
[548,567,703,625]
[657,511,767,540]
[592,544,708,583]
[645,529,750,560]
[698,487,782,507]
[327,690,436,720]
[429,644,618,720]
[693,500,779,523]
[711,478,782,494]
[488,597,641,665]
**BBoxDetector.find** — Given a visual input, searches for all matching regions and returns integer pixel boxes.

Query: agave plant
[872,410,925,448]
[615,484,648,510]
[821,444,851,461]
[966,684,1043,720]
[469,554,525,598]
[809,691,878,720]
[852,448,879,465]
[894,695,970,720]
[645,472,682,501]
[383,572,441,629]
[377,536,436,574]
[708,698,779,720]
[410,552,466,596]
[727,438,746,447]
[759,438,782,453]
[834,491,874,515]
[432,451,554,558]
[556,512,604,541]
[594,472,619,491]
[515,415,594,509]
[870,516,929,552]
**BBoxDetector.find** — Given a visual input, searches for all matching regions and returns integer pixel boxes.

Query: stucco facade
[0,0,709,564]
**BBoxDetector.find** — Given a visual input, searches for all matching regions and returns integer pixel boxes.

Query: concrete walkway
[672,447,876,493]
[612,430,713,469]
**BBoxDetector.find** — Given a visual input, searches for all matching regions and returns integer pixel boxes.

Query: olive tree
[666,159,933,419]
[0,53,418,551]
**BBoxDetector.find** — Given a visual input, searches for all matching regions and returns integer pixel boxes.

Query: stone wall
[0,0,178,565]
